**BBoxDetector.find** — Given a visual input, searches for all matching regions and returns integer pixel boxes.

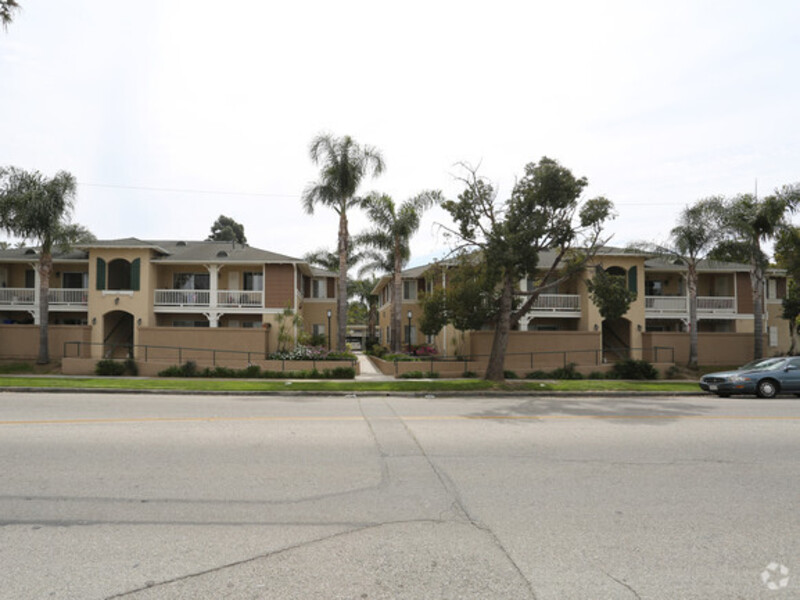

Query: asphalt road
[0,392,798,599]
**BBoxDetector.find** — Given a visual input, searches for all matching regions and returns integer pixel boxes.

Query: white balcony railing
[48,288,89,305]
[0,287,36,305]
[154,289,211,307]
[646,296,736,314]
[0,288,88,307]
[217,290,263,307]
[154,289,262,308]
[530,294,580,312]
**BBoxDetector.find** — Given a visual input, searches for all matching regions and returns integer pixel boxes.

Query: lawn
[0,376,700,394]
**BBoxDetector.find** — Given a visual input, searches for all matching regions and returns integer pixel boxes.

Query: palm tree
[357,191,440,352]
[0,166,78,364]
[710,187,799,360]
[301,134,384,351]
[0,0,20,31]
[350,276,380,345]
[631,197,722,369]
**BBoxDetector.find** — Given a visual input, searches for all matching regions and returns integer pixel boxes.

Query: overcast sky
[1,1,798,269]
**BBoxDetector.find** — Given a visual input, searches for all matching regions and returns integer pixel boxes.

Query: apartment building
[0,238,338,361]
[373,249,791,367]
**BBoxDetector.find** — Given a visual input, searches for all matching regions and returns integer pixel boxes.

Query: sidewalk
[354,353,394,382]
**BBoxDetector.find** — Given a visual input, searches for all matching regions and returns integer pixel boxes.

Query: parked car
[699,357,800,398]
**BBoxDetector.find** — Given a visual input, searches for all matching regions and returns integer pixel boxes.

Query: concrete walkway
[355,352,394,381]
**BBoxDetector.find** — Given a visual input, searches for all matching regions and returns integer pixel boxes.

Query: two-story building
[0,238,338,364]
[372,248,790,369]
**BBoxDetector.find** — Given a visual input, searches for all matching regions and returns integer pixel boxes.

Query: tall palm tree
[350,276,380,344]
[302,134,384,351]
[0,166,77,364]
[631,197,722,369]
[710,187,799,360]
[357,191,440,352]
[0,0,20,31]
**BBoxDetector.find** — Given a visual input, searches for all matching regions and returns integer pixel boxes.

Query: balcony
[529,294,580,313]
[154,289,263,308]
[0,288,88,308]
[645,295,736,315]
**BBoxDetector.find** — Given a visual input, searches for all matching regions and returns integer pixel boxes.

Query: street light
[407,310,413,351]
[326,309,332,350]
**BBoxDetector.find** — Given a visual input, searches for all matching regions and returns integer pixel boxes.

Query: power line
[78,182,301,198]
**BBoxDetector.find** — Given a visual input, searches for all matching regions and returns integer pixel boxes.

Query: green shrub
[611,358,658,380]
[503,370,518,379]
[399,370,440,379]
[461,371,478,378]
[95,359,126,376]
[525,370,550,380]
[549,363,583,380]
[124,358,138,376]
[587,371,606,380]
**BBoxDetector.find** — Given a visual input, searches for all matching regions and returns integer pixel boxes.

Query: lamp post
[326,309,332,351]
[407,310,413,351]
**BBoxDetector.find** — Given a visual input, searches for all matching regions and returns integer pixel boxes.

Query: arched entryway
[103,310,134,358]
[603,317,631,362]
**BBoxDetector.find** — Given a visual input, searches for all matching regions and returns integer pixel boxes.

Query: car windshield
[741,357,786,371]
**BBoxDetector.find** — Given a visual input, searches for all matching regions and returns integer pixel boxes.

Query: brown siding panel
[736,273,753,314]
[264,264,295,308]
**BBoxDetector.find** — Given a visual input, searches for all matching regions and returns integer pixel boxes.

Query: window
[767,279,778,300]
[241,321,256,329]
[645,280,664,296]
[25,269,35,288]
[770,326,779,348]
[312,278,327,298]
[174,273,210,290]
[403,280,417,301]
[62,272,87,289]
[313,324,325,336]
[404,324,416,344]
[244,272,263,291]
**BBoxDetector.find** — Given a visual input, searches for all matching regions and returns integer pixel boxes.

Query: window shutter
[131,258,141,291]
[628,266,638,296]
[96,258,106,290]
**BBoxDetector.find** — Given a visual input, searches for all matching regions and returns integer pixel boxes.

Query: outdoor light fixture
[326,309,332,350]
[407,310,413,347]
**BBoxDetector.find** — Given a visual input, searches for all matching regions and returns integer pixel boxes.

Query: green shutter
[131,258,141,291]
[96,258,106,290]
[628,266,638,296]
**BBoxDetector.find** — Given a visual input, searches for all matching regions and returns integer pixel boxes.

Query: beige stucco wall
[137,326,271,362]
[469,330,603,369]
[301,301,339,340]
[87,247,158,357]
[642,332,772,366]
[0,325,91,359]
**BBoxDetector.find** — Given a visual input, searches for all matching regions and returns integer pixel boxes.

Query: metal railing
[387,346,675,375]
[63,340,357,371]
[217,290,262,307]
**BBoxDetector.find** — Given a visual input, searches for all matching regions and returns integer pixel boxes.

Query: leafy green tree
[775,226,800,355]
[302,134,384,351]
[207,215,246,244]
[709,186,800,359]
[418,287,448,340]
[441,158,614,381]
[350,277,379,343]
[586,267,637,321]
[0,166,80,364]
[781,280,800,355]
[1,0,20,31]
[357,191,440,352]
[630,197,722,368]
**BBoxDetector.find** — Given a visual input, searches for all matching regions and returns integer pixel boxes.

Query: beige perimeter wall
[0,325,92,359]
[136,327,271,363]
[469,331,603,370]
[642,332,769,366]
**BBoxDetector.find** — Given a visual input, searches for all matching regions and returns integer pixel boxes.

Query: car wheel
[756,379,778,399]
